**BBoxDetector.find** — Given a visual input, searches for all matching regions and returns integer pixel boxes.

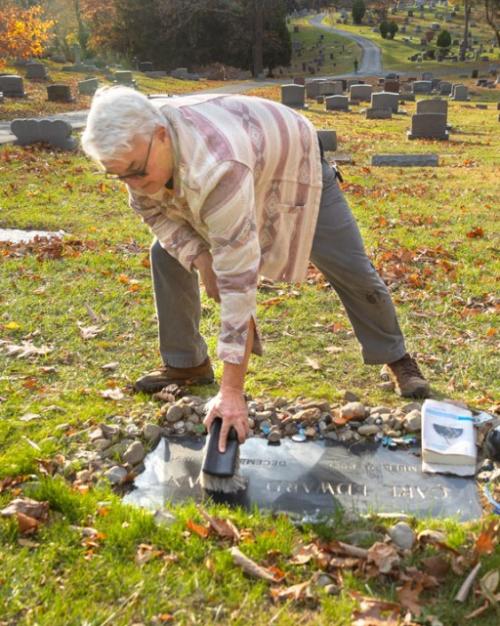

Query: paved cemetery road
[308,13,383,76]
[0,80,277,145]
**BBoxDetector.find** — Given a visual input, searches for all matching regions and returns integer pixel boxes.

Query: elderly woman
[82,86,429,452]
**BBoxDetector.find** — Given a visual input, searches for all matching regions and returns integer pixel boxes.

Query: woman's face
[103,126,173,195]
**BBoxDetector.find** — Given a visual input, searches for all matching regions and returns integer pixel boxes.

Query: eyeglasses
[105,132,155,181]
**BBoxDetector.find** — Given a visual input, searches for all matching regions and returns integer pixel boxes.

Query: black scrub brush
[200,417,247,494]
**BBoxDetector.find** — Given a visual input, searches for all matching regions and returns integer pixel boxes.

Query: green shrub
[387,21,399,39]
[352,0,366,25]
[379,20,389,39]
[437,29,452,49]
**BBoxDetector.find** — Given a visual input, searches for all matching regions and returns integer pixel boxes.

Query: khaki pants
[150,160,406,367]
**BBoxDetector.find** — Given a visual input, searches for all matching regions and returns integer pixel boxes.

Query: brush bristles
[199,448,247,494]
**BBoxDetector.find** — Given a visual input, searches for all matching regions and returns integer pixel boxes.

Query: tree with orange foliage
[0,3,54,69]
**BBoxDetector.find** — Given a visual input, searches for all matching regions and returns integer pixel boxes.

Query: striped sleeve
[198,161,262,365]
[129,190,208,271]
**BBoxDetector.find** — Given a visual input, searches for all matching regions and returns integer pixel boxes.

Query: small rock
[324,431,339,441]
[402,402,422,414]
[404,409,422,432]
[173,420,185,432]
[55,423,70,432]
[255,410,273,421]
[125,423,141,438]
[388,521,416,550]
[316,574,334,587]
[477,470,492,482]
[293,407,321,423]
[100,423,121,439]
[338,429,355,443]
[142,423,162,445]
[104,465,128,485]
[93,438,112,451]
[89,427,104,442]
[341,390,360,403]
[358,424,381,436]
[324,584,340,595]
[268,428,282,443]
[76,469,92,483]
[165,405,184,423]
[371,406,392,415]
[123,441,146,466]
[340,402,366,420]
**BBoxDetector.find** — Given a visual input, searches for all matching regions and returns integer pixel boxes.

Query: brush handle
[202,417,239,477]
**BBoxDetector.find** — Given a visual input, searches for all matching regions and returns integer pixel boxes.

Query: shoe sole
[134,376,215,394]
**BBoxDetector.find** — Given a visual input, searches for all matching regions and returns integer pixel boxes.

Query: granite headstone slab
[47,84,74,102]
[26,62,48,80]
[281,84,306,108]
[11,118,77,150]
[0,75,25,97]
[123,437,482,520]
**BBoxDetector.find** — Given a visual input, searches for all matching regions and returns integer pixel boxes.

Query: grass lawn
[0,79,499,624]
[288,18,360,77]
[320,7,500,74]
[0,60,228,119]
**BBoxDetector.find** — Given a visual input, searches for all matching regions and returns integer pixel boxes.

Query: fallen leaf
[19,413,41,422]
[475,521,498,556]
[397,579,423,616]
[305,357,321,370]
[367,542,400,574]
[270,579,311,602]
[186,519,209,538]
[466,226,484,239]
[421,555,449,580]
[101,361,119,371]
[350,592,402,626]
[16,512,40,534]
[78,323,103,340]
[4,321,21,330]
[100,388,125,401]
[135,543,164,566]
[325,345,343,354]
[2,340,52,359]
[1,497,49,521]
[198,507,240,542]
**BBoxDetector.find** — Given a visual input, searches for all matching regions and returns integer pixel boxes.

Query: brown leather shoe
[134,357,215,393]
[382,353,430,398]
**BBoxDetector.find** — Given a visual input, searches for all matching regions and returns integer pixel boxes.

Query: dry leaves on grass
[77,322,104,340]
[135,543,179,567]
[350,591,419,626]
[0,339,53,359]
[366,542,400,575]
[229,546,284,583]
[1,497,49,535]
[100,388,125,401]
[197,506,240,542]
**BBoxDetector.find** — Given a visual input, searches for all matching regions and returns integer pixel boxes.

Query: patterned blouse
[129,93,323,364]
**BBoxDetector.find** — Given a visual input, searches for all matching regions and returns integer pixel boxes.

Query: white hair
[81,85,165,162]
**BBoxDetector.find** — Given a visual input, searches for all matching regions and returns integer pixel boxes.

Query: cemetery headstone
[371,91,399,113]
[0,75,25,98]
[10,118,77,150]
[123,437,482,520]
[293,77,306,86]
[372,154,439,167]
[416,98,448,117]
[384,79,400,93]
[305,79,326,99]
[26,62,48,80]
[349,84,373,102]
[452,84,469,101]
[139,61,154,72]
[78,78,99,96]
[325,95,350,111]
[320,81,343,96]
[317,129,337,152]
[408,113,449,140]
[439,81,452,95]
[281,84,306,108]
[114,70,136,87]
[46,84,74,103]
[412,81,433,94]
